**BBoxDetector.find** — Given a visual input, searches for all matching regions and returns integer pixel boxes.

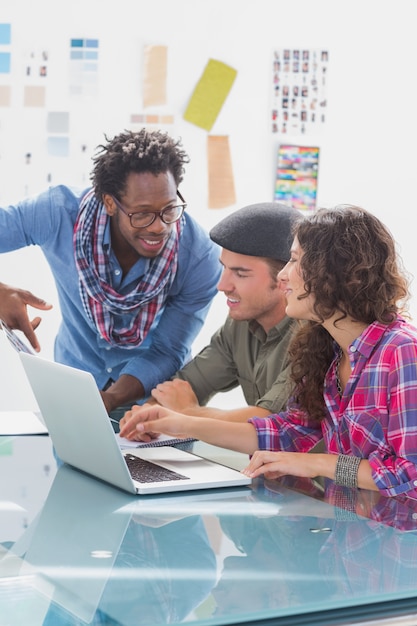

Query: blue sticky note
[47,136,70,157]
[47,112,70,134]
[0,24,11,45]
[0,52,11,74]
[84,50,98,60]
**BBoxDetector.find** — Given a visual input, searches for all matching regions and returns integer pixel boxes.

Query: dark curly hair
[90,128,190,200]
[288,204,410,421]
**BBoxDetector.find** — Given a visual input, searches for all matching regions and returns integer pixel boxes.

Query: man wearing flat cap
[121,202,302,426]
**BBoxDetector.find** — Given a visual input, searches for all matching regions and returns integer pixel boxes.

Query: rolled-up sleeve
[368,340,417,498]
[249,408,323,452]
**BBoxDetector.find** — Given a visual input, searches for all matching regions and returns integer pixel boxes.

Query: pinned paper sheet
[207,135,236,209]
[183,59,237,131]
[24,85,46,107]
[0,23,11,45]
[0,52,11,73]
[143,45,167,107]
[47,136,70,157]
[47,111,70,133]
[0,85,11,106]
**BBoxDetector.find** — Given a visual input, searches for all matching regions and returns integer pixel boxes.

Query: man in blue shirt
[0,129,220,422]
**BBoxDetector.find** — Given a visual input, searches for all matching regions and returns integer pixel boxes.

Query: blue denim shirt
[0,185,221,395]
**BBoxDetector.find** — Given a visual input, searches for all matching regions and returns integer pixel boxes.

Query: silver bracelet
[334,454,361,488]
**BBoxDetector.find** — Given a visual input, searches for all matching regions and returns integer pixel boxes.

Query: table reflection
[2,439,417,626]
[211,479,417,620]
[2,465,217,625]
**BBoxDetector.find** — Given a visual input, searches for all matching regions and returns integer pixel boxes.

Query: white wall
[0,0,416,364]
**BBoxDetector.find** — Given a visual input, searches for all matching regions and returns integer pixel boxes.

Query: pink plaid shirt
[249,317,417,499]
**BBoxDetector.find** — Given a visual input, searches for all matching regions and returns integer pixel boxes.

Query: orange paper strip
[143,45,167,108]
[207,136,236,209]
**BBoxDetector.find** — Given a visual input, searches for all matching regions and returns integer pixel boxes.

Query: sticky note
[143,45,167,107]
[183,59,237,131]
[0,85,11,106]
[24,85,46,107]
[0,52,11,74]
[47,111,70,133]
[207,135,236,209]
[0,23,11,45]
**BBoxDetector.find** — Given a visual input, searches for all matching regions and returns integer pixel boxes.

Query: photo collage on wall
[271,48,329,136]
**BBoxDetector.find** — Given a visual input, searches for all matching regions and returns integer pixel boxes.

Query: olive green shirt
[176,316,296,413]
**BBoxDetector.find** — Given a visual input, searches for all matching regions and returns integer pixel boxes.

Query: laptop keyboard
[124,454,190,483]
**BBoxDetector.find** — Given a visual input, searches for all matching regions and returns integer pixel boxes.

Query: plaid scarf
[73,190,183,347]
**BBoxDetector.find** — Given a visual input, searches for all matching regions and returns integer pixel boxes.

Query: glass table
[1,435,417,626]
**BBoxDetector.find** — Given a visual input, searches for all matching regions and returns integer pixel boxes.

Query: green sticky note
[183,59,237,131]
[0,437,13,455]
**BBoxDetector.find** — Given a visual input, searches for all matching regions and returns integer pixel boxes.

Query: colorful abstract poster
[274,144,319,211]
[271,48,329,136]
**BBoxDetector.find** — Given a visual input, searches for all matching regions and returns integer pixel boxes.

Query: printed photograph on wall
[274,144,320,211]
[24,48,49,79]
[271,48,329,136]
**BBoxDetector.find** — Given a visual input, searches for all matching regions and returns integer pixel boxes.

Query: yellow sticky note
[183,59,237,131]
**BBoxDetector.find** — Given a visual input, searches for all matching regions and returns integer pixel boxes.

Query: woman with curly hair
[120,205,417,498]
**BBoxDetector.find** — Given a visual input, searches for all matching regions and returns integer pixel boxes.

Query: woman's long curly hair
[288,205,410,421]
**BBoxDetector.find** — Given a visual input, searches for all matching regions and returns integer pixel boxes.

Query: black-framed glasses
[111,190,187,229]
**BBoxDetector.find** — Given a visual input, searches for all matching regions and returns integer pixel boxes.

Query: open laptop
[19,352,251,495]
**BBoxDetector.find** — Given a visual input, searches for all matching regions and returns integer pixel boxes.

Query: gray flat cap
[210,202,302,263]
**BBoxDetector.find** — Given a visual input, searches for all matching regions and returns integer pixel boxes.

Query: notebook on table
[19,352,251,495]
